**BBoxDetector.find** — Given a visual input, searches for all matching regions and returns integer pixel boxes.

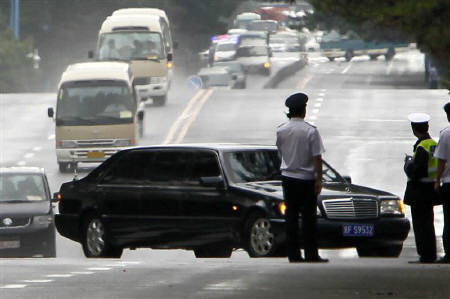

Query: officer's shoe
[436,256,450,263]
[305,256,329,263]
[288,256,305,263]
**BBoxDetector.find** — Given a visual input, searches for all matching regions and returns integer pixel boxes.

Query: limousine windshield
[223,150,345,184]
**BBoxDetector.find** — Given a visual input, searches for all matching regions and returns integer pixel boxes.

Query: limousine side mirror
[199,176,225,189]
[48,107,54,118]
[342,176,352,184]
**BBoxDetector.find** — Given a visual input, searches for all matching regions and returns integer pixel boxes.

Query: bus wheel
[153,95,167,106]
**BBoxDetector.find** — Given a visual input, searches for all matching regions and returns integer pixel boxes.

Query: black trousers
[410,195,437,260]
[441,183,450,256]
[281,176,318,260]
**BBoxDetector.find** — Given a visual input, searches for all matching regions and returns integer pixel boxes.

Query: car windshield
[56,81,136,126]
[236,46,268,57]
[224,149,345,184]
[0,174,47,202]
[98,32,165,60]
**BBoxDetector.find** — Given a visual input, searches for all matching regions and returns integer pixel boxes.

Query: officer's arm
[405,146,429,180]
[313,155,322,195]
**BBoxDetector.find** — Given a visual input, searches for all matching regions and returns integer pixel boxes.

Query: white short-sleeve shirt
[434,126,450,183]
[276,117,325,180]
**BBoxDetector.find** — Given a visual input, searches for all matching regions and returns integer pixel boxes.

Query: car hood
[0,200,51,217]
[232,181,396,201]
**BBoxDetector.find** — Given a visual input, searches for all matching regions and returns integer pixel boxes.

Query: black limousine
[55,144,410,258]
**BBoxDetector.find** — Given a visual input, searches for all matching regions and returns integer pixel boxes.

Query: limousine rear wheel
[245,213,276,257]
[82,216,123,258]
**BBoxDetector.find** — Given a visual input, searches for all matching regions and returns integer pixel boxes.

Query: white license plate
[0,240,20,249]
[343,224,374,237]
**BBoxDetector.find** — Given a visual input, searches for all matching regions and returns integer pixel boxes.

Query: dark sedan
[1,167,56,257]
[54,144,410,258]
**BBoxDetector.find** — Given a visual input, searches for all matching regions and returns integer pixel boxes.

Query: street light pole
[10,0,20,40]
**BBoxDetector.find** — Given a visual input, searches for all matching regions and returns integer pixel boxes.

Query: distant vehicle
[197,66,238,89]
[320,30,409,61]
[233,12,261,29]
[96,14,171,106]
[269,32,303,52]
[305,35,320,52]
[235,45,272,76]
[0,167,56,257]
[238,30,269,47]
[111,8,174,59]
[54,144,410,258]
[47,62,143,173]
[247,20,279,34]
[214,42,238,62]
[215,61,246,89]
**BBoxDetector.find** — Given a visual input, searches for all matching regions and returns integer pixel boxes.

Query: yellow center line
[174,89,215,143]
[162,89,205,144]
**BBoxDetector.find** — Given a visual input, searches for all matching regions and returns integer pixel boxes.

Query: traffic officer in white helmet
[404,112,439,263]
[276,92,327,263]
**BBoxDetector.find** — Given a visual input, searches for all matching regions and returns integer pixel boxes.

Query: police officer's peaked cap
[444,102,450,114]
[407,113,430,123]
[285,93,308,109]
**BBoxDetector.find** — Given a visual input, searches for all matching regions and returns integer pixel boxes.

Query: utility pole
[10,0,20,40]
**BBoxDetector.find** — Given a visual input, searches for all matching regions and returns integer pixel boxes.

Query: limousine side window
[142,151,190,185]
[185,151,221,186]
[100,151,151,184]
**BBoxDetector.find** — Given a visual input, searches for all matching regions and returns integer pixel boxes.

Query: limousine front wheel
[245,213,276,257]
[82,216,123,258]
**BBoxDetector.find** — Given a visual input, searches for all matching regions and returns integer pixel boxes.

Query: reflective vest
[414,138,438,182]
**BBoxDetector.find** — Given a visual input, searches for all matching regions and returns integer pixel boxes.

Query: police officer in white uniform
[434,102,450,262]
[276,92,328,263]
[404,113,438,263]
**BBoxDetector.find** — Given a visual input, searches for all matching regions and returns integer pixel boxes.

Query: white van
[47,62,143,173]
[97,15,170,106]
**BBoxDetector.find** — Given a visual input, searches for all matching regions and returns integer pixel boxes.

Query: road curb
[264,57,307,89]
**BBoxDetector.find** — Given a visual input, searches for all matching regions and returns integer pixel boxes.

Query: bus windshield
[56,81,136,126]
[98,32,165,61]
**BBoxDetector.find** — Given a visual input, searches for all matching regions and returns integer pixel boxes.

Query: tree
[306,0,450,88]
[0,9,38,92]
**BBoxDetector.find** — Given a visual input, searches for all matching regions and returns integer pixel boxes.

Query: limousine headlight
[380,199,405,216]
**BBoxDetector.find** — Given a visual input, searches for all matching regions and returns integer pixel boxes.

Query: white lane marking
[32,146,42,151]
[87,267,111,271]
[314,103,322,108]
[316,97,324,102]
[341,62,352,74]
[0,284,27,289]
[174,89,215,144]
[70,271,94,275]
[121,261,140,265]
[204,279,246,291]
[45,274,73,278]
[163,89,205,144]
[17,161,26,166]
[307,116,317,120]
[24,153,35,159]
[312,109,319,114]
[318,92,325,97]
[48,134,55,140]
[21,280,53,283]
[309,121,315,125]
[320,89,326,92]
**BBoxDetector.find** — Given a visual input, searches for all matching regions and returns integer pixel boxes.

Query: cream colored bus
[97,14,170,106]
[47,62,143,173]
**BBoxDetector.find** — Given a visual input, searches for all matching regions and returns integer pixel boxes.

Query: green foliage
[306,0,450,88]
[0,9,39,92]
